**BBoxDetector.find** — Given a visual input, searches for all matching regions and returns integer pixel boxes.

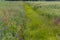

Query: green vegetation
[24,2,60,40]
[0,2,60,40]
[0,2,24,40]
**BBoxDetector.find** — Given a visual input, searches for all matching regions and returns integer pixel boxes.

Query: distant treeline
[5,0,60,1]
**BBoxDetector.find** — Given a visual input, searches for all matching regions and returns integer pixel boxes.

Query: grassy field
[0,2,60,40]
[0,2,24,40]
[24,2,60,40]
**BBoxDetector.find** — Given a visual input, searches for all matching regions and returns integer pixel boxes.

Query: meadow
[0,1,60,40]
[24,2,60,40]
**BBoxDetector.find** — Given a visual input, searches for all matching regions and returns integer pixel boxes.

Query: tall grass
[0,2,60,40]
[24,2,60,40]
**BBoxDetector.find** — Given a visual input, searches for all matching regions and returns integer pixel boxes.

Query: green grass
[0,2,60,40]
[24,2,60,40]
[0,2,24,40]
